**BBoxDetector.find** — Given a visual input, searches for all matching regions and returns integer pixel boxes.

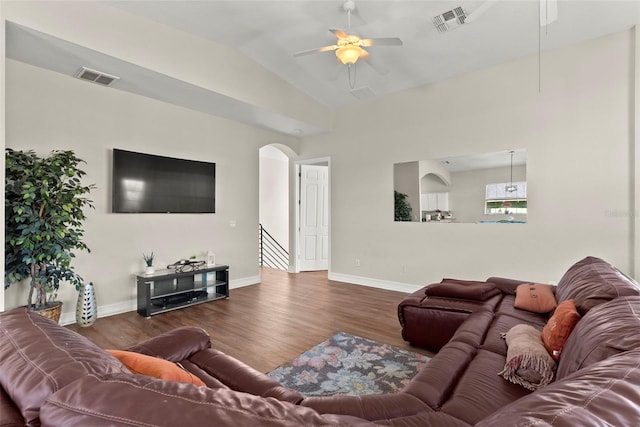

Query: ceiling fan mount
[342,0,356,14]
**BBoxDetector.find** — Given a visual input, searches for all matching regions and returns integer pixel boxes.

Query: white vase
[145,266,155,274]
[76,282,97,327]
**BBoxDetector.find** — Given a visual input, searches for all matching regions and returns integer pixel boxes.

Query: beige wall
[635,26,640,279]
[0,1,5,312]
[4,59,298,322]
[301,30,636,289]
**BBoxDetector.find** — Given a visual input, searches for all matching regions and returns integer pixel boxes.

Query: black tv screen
[112,149,215,213]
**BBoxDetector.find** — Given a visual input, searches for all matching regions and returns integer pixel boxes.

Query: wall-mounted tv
[112,149,215,213]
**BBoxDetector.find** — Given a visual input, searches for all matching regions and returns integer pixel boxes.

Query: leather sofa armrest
[485,277,530,295]
[188,348,304,404]
[126,326,211,362]
[301,393,429,421]
[40,373,373,426]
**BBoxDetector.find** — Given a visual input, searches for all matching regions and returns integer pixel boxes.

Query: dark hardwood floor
[67,268,431,373]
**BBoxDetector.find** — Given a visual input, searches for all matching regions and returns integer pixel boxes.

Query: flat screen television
[112,149,215,213]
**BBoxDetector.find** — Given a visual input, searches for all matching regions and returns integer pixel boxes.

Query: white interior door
[299,164,329,271]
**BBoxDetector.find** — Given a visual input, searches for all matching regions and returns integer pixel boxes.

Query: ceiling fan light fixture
[335,45,363,65]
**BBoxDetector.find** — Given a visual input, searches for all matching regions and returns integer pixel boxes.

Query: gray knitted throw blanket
[499,324,556,391]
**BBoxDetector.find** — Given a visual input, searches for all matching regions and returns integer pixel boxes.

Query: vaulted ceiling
[107,0,640,107]
[5,1,640,136]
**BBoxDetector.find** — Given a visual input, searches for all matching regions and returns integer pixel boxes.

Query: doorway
[259,145,291,271]
[296,159,330,272]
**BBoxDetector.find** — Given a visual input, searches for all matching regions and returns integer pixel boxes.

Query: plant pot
[145,266,155,274]
[32,301,63,323]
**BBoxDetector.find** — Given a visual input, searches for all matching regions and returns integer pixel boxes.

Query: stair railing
[258,224,289,271]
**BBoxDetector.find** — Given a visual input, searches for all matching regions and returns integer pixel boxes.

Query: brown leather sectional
[2,256,640,426]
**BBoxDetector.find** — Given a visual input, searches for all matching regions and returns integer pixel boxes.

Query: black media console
[136,265,229,317]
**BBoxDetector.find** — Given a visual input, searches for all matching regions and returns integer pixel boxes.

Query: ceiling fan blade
[293,45,338,57]
[465,0,500,24]
[360,52,390,76]
[361,37,403,47]
[330,29,350,39]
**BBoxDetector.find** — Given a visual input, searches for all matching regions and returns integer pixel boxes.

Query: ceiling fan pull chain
[348,63,357,89]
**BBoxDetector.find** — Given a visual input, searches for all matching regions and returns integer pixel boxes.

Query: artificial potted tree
[4,149,95,322]
[394,190,412,221]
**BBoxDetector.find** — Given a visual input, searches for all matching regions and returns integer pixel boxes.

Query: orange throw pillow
[541,300,581,361]
[107,350,205,386]
[514,283,557,313]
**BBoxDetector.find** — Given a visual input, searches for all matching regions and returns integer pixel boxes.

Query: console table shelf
[136,265,229,317]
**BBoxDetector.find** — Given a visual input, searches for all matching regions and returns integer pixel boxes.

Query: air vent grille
[433,6,467,32]
[75,67,120,86]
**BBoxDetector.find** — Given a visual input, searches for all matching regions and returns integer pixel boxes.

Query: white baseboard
[328,272,422,294]
[61,275,261,326]
[60,299,136,326]
[230,275,260,289]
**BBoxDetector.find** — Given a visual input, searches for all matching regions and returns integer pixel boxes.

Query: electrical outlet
[355,258,361,267]
[229,220,237,228]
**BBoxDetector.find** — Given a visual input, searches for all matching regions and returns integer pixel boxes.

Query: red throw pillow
[541,300,581,361]
[107,350,205,386]
[514,283,557,313]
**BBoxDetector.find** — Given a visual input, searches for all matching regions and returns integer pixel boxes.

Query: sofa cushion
[481,312,547,357]
[188,348,304,403]
[513,283,557,313]
[557,296,640,380]
[403,341,478,409]
[0,385,23,427]
[440,349,532,425]
[39,373,375,426]
[426,279,501,301]
[0,308,129,426]
[541,300,581,361]
[107,349,206,386]
[475,348,640,427]
[555,256,639,315]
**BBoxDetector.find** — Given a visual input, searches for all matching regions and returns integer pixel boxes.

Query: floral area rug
[267,332,430,396]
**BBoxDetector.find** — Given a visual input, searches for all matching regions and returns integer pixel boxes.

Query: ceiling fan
[293,0,403,87]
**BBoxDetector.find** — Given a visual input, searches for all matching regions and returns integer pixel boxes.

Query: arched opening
[259,144,294,271]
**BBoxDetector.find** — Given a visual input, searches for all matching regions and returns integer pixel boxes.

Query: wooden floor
[67,268,431,373]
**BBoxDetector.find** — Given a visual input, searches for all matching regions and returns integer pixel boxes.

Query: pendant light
[505,150,517,193]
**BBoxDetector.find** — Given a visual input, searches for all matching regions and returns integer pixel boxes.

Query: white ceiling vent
[75,67,120,86]
[350,86,376,101]
[433,7,467,32]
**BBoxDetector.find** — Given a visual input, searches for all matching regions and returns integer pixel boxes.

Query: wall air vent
[433,6,467,32]
[75,67,120,86]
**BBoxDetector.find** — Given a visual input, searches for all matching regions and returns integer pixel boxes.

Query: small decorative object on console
[143,252,155,274]
[207,251,216,266]
[167,259,206,273]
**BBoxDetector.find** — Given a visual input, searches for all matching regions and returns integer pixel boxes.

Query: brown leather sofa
[2,256,640,426]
